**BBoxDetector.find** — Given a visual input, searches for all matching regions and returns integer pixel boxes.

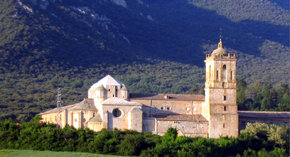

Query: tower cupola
[212,38,226,56]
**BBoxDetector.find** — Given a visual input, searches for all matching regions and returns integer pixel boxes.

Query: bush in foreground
[0,117,288,156]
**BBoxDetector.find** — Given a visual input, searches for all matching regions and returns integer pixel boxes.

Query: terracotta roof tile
[68,98,96,111]
[130,93,205,101]
[40,98,97,115]
[39,104,74,115]
[88,114,102,122]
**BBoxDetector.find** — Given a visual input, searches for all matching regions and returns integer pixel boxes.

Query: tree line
[237,79,290,111]
[0,116,288,157]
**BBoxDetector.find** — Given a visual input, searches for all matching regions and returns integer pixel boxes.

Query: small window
[224,96,227,101]
[167,107,170,110]
[222,82,225,88]
[115,88,118,97]
[161,107,163,110]
[223,123,225,128]
[113,94,115,97]
[230,71,233,80]
[108,89,110,91]
[224,106,227,111]
[93,113,96,117]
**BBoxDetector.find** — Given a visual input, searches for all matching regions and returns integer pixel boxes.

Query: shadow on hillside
[268,0,289,10]
[123,0,289,67]
[18,0,288,69]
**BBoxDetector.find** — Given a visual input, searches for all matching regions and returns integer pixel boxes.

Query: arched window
[222,65,227,82]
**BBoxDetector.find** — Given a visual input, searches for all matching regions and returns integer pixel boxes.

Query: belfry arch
[222,64,227,82]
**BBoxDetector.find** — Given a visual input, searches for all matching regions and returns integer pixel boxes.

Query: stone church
[40,39,239,138]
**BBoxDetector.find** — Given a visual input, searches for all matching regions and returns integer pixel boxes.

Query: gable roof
[93,75,124,88]
[102,97,141,106]
[87,114,102,123]
[40,98,97,115]
[68,98,96,111]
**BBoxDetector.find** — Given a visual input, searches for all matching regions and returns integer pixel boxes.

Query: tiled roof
[39,104,74,115]
[130,93,205,101]
[155,114,208,122]
[40,98,97,115]
[88,114,102,122]
[102,97,142,106]
[68,99,96,111]
[239,111,290,118]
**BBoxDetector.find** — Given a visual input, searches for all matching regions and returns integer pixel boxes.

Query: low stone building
[238,111,290,130]
[40,39,242,138]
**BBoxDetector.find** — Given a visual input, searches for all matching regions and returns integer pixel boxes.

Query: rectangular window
[223,123,225,128]
[224,96,227,101]
[216,70,219,80]
[224,106,227,111]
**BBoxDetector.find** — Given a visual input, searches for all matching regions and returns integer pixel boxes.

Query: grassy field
[0,149,128,157]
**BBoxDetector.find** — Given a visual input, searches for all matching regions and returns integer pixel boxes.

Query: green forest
[0,116,289,157]
[237,79,290,111]
[0,0,289,122]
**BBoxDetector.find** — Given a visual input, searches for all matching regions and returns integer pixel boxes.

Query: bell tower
[202,38,238,138]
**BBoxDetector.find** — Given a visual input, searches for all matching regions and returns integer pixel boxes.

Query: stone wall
[239,111,290,130]
[131,99,203,116]
[102,105,142,131]
[155,120,208,138]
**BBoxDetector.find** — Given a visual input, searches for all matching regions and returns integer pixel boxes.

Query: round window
[112,108,122,118]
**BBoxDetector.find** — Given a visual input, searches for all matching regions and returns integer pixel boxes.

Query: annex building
[40,39,289,138]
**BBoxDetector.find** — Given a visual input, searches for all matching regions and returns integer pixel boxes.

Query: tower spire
[218,31,223,48]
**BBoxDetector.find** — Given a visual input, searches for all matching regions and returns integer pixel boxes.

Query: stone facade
[203,39,239,138]
[40,39,240,138]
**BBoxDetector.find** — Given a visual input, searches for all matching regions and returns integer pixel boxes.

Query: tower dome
[212,38,226,56]
[88,84,107,99]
